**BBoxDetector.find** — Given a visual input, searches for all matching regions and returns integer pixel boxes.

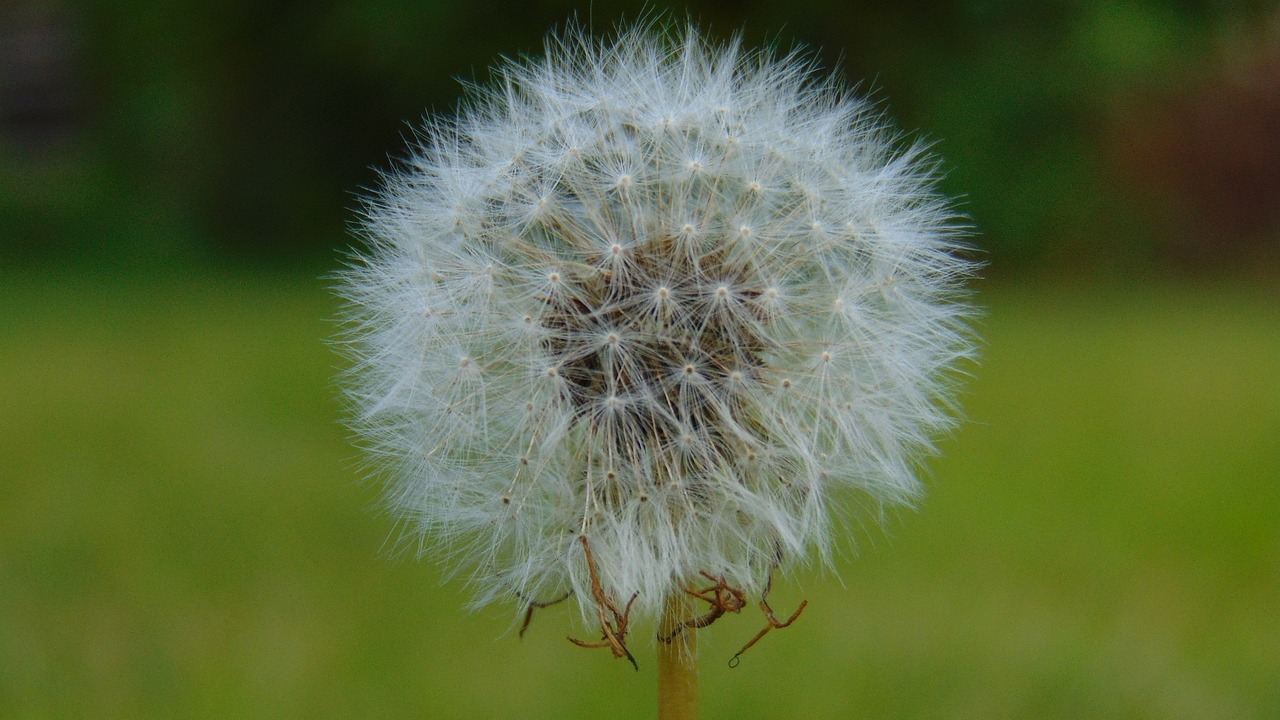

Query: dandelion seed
[336,19,977,678]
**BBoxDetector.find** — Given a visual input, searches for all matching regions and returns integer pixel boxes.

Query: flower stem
[658,591,698,720]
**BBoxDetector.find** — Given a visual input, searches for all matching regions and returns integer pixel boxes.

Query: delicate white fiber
[338,22,977,626]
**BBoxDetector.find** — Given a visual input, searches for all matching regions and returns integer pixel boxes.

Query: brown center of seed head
[538,234,775,496]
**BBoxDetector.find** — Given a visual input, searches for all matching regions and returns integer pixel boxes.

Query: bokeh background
[2,1,1277,718]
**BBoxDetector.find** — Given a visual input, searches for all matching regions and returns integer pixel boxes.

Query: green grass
[1,272,1276,719]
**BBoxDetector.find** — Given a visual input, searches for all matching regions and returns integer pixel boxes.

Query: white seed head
[337,22,976,624]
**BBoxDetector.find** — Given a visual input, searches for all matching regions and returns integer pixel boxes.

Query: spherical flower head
[338,23,976,626]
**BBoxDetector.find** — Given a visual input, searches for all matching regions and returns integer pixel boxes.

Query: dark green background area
[3,0,1277,273]
[2,1,1278,718]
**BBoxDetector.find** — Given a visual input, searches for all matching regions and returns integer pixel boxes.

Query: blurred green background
[1,0,1277,718]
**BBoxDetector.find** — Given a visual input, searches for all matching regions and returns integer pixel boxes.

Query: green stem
[657,592,698,720]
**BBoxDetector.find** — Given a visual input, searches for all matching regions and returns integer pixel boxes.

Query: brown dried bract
[566,535,639,670]
[656,561,808,666]
[728,568,807,668]
[515,588,573,639]
[658,571,749,643]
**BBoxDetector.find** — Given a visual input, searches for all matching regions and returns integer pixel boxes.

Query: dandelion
[337,20,976,717]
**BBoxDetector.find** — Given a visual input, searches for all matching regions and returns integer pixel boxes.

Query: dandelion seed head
[337,21,977,623]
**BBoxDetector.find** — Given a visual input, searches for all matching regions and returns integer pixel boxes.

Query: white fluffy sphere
[338,23,976,624]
